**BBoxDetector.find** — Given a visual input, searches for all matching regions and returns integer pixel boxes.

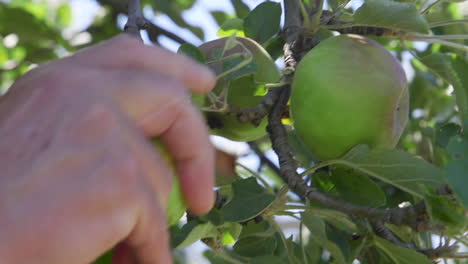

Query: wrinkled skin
[0,34,216,264]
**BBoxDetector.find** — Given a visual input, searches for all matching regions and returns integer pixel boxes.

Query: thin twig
[410,34,468,40]
[429,19,468,28]
[144,19,192,45]
[248,142,281,176]
[417,39,468,52]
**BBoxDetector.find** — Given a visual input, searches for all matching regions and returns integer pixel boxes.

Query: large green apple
[198,37,281,142]
[290,34,409,160]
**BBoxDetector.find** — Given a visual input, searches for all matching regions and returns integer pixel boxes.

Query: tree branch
[124,0,146,40]
[144,19,192,45]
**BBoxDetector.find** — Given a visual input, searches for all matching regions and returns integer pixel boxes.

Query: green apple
[198,37,281,142]
[152,139,186,226]
[290,34,409,160]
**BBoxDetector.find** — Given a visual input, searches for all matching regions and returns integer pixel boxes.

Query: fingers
[88,69,215,214]
[129,197,173,264]
[102,69,192,128]
[158,102,215,215]
[111,203,173,264]
[70,34,216,94]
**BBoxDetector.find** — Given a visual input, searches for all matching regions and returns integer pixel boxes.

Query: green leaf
[153,0,194,12]
[230,0,250,18]
[425,193,466,234]
[385,224,415,244]
[328,0,350,11]
[56,4,72,27]
[238,221,273,239]
[243,2,281,44]
[361,246,394,263]
[171,220,216,248]
[174,0,196,10]
[0,45,7,66]
[221,178,276,222]
[338,145,447,197]
[308,207,358,234]
[217,18,245,37]
[288,129,317,167]
[220,222,242,245]
[421,53,468,122]
[203,250,236,264]
[0,4,57,43]
[222,56,258,81]
[9,1,48,19]
[353,0,430,34]
[436,123,462,148]
[373,236,433,264]
[284,238,321,264]
[446,135,468,207]
[327,228,354,262]
[210,11,232,27]
[302,211,347,264]
[94,250,113,264]
[332,166,387,207]
[177,43,205,64]
[233,235,277,257]
[302,212,327,241]
[250,255,284,264]
[264,35,285,61]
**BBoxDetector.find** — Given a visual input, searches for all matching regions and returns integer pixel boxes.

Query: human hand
[0,34,216,264]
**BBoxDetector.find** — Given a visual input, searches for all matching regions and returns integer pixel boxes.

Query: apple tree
[0,0,467,263]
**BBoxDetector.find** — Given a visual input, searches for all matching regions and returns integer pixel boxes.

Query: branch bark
[124,0,145,39]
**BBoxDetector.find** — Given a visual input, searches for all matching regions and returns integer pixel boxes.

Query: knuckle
[108,152,142,198]
[67,103,119,140]
[82,103,118,127]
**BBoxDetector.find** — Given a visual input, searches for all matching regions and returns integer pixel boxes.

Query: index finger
[69,34,216,94]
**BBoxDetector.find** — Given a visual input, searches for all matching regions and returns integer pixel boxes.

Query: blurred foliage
[1,0,467,263]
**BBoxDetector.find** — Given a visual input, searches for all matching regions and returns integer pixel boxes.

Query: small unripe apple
[290,34,409,160]
[198,37,281,141]
[152,139,186,226]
